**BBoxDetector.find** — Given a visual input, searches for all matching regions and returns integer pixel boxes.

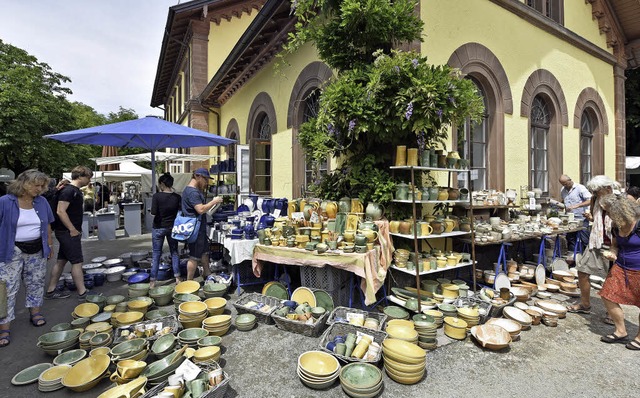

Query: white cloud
[0,0,178,117]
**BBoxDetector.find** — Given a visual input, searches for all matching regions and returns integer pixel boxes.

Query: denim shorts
[55,230,84,264]
[188,225,208,260]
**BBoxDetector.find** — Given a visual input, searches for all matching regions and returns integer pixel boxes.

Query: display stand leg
[539,236,548,270]
[552,235,562,261]
[573,239,583,262]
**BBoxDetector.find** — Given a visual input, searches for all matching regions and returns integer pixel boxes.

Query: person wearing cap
[182,168,222,280]
[559,174,592,253]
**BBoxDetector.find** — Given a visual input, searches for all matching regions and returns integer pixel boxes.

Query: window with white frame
[580,110,593,184]
[530,95,550,194]
[457,79,487,190]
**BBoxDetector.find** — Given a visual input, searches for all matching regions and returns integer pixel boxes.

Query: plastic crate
[300,266,350,307]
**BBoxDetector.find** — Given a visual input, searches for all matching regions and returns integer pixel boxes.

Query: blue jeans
[151,228,180,280]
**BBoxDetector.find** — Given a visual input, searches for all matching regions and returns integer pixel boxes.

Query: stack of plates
[203,282,229,298]
[535,299,568,319]
[437,303,458,318]
[104,265,126,282]
[485,317,522,340]
[61,355,111,392]
[503,306,533,330]
[423,309,444,327]
[204,297,227,316]
[297,351,341,390]
[37,330,81,356]
[53,349,87,366]
[235,313,257,331]
[456,307,480,330]
[178,301,209,329]
[382,339,426,385]
[73,303,100,319]
[413,317,438,350]
[38,364,71,392]
[339,362,383,397]
[177,328,209,348]
[470,324,512,351]
[79,331,96,350]
[175,280,200,295]
[11,363,52,386]
[385,323,418,343]
[202,314,232,336]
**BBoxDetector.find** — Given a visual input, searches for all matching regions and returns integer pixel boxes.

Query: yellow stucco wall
[423,0,616,191]
[208,13,257,79]
[218,44,320,198]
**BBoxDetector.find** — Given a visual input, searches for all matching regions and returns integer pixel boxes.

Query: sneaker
[77,290,92,301]
[44,290,70,299]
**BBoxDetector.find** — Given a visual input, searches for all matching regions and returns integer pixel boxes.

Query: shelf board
[389,231,471,239]
[393,199,470,204]
[390,261,474,276]
[390,166,468,172]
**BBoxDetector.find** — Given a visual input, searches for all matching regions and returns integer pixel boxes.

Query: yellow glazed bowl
[440,284,460,299]
[62,354,110,391]
[74,303,100,318]
[203,314,232,326]
[116,359,146,379]
[386,319,415,329]
[179,301,208,316]
[116,312,144,326]
[382,338,426,361]
[204,297,227,315]
[40,365,72,382]
[193,346,221,362]
[385,325,418,342]
[175,280,200,295]
[298,351,340,377]
[443,317,468,340]
[89,347,111,357]
[97,376,147,398]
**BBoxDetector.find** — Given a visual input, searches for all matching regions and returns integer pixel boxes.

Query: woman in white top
[0,170,55,348]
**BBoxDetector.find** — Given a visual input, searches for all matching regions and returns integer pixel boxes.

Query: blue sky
[0,0,179,117]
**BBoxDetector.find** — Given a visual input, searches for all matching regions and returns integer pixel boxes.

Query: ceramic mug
[335,343,347,356]
[190,379,206,397]
[389,220,401,234]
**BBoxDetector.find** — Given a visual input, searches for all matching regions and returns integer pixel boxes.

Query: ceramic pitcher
[365,202,385,221]
[338,197,351,213]
[351,198,364,213]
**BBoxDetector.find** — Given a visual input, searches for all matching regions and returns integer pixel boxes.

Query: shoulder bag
[171,211,201,243]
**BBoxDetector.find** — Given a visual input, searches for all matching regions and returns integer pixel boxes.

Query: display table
[122,202,143,237]
[96,212,117,241]
[223,238,268,295]
[252,245,387,306]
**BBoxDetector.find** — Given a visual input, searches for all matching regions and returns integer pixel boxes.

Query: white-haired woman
[599,194,640,350]
[0,170,55,347]
[567,175,617,323]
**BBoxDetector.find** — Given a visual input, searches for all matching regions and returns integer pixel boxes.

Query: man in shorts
[567,175,618,324]
[45,166,92,300]
[182,168,222,280]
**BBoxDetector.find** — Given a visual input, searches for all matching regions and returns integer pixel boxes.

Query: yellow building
[151,0,640,200]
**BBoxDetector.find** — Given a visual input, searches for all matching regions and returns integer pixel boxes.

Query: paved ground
[1,232,639,398]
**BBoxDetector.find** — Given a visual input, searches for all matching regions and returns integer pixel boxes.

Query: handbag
[171,211,201,243]
[15,238,43,254]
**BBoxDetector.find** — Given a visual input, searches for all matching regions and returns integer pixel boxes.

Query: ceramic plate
[291,287,316,306]
[551,258,569,271]
[535,299,568,315]
[503,306,533,325]
[264,282,288,300]
[313,289,334,312]
[494,273,511,290]
[11,363,53,385]
[261,281,276,296]
[559,289,580,297]
[53,349,87,366]
[91,256,107,263]
[535,264,546,286]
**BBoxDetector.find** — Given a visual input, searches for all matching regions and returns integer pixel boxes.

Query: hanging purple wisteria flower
[405,102,414,120]
[348,119,356,133]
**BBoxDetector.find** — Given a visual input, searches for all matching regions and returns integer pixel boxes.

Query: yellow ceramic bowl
[116,359,146,379]
[127,300,151,312]
[384,364,425,385]
[40,365,72,381]
[203,314,232,326]
[97,376,147,398]
[385,325,419,341]
[298,351,340,377]
[85,322,112,334]
[175,280,200,295]
[386,319,415,329]
[423,309,443,319]
[382,339,426,361]
[62,354,110,391]
[204,297,227,315]
[383,356,425,374]
[179,301,208,316]
[89,347,111,357]
[116,312,144,325]
[103,305,116,313]
[457,307,479,318]
[443,317,468,340]
[440,284,460,299]
[193,346,221,362]
[74,303,100,318]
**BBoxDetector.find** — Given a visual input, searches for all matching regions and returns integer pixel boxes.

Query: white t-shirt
[16,208,41,241]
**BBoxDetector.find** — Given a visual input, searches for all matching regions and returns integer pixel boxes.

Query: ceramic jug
[354,234,368,246]
[389,220,401,234]
[396,182,409,201]
[443,218,456,233]
[430,219,444,235]
[303,202,318,221]
[351,198,364,213]
[359,220,379,232]
[365,202,385,221]
[437,188,449,201]
[338,197,351,213]
[324,201,338,219]
[448,188,460,200]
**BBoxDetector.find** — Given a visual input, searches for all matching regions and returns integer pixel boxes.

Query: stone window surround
[246,92,277,195]
[225,118,239,160]
[447,42,513,191]
[288,61,334,198]
[574,87,608,177]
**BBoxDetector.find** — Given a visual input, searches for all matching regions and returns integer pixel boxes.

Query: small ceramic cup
[335,343,347,356]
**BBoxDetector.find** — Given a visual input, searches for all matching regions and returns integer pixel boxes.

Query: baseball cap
[194,167,213,179]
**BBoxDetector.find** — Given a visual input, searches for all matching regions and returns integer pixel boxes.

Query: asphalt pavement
[1,231,639,398]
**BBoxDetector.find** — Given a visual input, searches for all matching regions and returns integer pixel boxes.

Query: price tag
[355,330,375,344]
[175,359,202,382]
[273,208,281,217]
[291,212,305,221]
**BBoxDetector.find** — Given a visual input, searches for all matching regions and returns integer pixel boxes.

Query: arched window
[457,79,488,190]
[580,110,593,184]
[302,90,327,192]
[252,113,272,195]
[530,96,551,193]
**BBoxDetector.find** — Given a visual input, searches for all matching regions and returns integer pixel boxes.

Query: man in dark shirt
[182,168,222,280]
[45,166,93,300]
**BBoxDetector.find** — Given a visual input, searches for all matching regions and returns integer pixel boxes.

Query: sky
[0,0,180,118]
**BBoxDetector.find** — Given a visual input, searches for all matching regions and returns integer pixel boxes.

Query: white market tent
[91,152,213,166]
[626,156,640,175]
[63,161,151,182]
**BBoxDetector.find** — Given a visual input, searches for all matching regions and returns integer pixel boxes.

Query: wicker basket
[113,315,181,344]
[318,323,388,364]
[271,308,329,337]
[233,293,280,325]
[140,361,230,398]
[326,306,387,331]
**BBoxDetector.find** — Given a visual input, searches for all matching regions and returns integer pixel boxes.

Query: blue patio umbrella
[45,116,235,193]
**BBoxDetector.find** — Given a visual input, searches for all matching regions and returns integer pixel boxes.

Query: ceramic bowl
[470,324,511,350]
[151,334,176,355]
[146,309,171,321]
[51,322,72,332]
[204,297,227,315]
[74,303,100,318]
[339,362,382,391]
[127,300,151,314]
[116,312,144,325]
[53,349,87,366]
[175,281,200,295]
[173,293,201,303]
[110,338,148,359]
[382,338,427,361]
[197,335,222,348]
[443,317,468,340]
[193,346,221,362]
[61,355,110,392]
[298,351,340,377]
[178,328,209,342]
[38,330,81,346]
[116,360,146,379]
[179,301,208,315]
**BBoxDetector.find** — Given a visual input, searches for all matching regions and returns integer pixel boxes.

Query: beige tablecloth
[223,238,259,265]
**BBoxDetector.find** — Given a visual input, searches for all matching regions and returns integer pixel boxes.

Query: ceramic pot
[430,220,444,235]
[459,221,471,232]
[437,188,449,201]
[420,150,430,167]
[365,202,385,221]
[448,188,460,200]
[389,220,401,234]
[395,145,407,166]
[459,188,469,201]
[351,198,364,213]
[398,221,412,235]
[396,182,409,201]
[338,197,351,213]
[437,154,447,168]
[323,201,338,219]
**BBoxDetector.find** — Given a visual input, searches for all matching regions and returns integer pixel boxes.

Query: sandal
[567,304,591,314]
[601,333,628,344]
[0,330,10,348]
[30,312,46,327]
[603,316,615,325]
[625,339,640,351]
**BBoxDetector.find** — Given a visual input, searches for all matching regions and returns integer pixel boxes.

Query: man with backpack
[45,166,93,300]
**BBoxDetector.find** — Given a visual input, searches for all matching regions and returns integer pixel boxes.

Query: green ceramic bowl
[235,314,256,325]
[110,338,147,357]
[53,349,87,366]
[383,305,409,320]
[141,349,186,379]
[85,294,107,304]
[51,322,72,332]
[70,317,90,329]
[412,313,435,323]
[146,309,171,321]
[177,328,208,342]
[89,332,111,346]
[149,286,174,296]
[151,333,177,355]
[339,362,383,390]
[38,330,81,346]
[173,293,201,303]
[197,335,222,348]
[203,283,227,293]
[106,294,126,305]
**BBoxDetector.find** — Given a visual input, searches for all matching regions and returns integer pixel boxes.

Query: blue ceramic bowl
[326,342,336,352]
[127,272,150,284]
[283,300,297,309]
[93,274,106,287]
[334,335,346,344]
